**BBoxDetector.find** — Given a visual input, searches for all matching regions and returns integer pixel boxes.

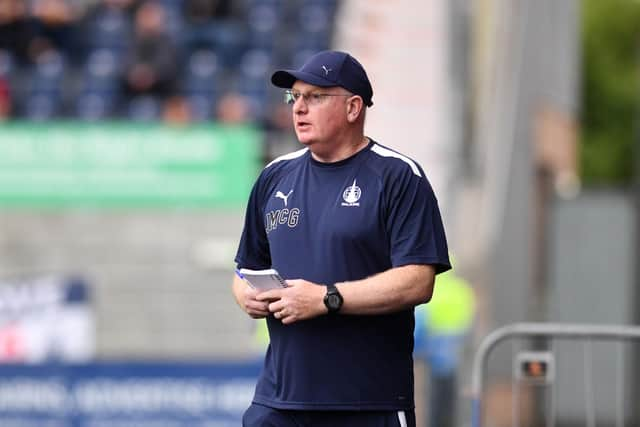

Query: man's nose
[293,96,307,114]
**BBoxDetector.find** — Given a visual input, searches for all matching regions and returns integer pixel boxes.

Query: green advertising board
[0,122,262,208]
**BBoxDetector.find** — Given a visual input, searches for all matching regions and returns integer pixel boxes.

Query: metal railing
[470,322,640,427]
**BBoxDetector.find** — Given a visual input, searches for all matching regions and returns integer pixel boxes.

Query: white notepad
[238,268,287,291]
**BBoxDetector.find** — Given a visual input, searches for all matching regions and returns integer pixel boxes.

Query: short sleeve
[385,166,451,274]
[234,176,272,269]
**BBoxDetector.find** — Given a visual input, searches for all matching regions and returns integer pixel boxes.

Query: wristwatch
[323,284,343,314]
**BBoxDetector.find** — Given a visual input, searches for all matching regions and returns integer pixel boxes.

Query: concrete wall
[546,191,636,424]
[480,191,637,426]
[0,210,256,360]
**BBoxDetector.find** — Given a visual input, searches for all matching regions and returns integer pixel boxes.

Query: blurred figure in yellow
[414,257,475,427]
[252,317,269,356]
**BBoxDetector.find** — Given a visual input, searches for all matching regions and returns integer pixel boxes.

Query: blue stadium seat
[24,93,59,121]
[30,50,66,92]
[75,49,120,121]
[181,49,221,121]
[0,50,14,79]
[246,0,282,8]
[21,50,66,119]
[239,49,272,83]
[295,4,333,50]
[290,48,316,69]
[183,49,220,93]
[6,0,340,121]
[159,1,184,40]
[127,95,162,122]
[304,0,339,16]
[247,4,281,50]
[181,21,247,70]
[187,93,216,122]
[299,3,332,32]
[238,48,271,120]
[83,49,120,92]
[76,92,116,121]
[89,8,131,53]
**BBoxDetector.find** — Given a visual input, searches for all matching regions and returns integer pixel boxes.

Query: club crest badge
[341,180,361,207]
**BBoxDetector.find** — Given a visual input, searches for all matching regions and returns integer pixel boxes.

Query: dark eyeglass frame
[284,89,353,106]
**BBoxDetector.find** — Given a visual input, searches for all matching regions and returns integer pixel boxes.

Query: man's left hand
[257,280,328,325]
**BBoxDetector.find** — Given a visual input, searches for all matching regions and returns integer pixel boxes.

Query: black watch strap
[324,284,343,314]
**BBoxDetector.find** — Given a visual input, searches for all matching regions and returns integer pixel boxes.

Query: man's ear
[346,96,364,123]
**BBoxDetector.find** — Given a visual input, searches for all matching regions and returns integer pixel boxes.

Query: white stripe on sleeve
[371,144,422,177]
[397,411,408,427]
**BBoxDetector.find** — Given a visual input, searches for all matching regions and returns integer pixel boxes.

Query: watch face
[327,294,341,309]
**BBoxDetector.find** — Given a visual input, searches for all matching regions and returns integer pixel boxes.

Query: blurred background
[0,0,638,426]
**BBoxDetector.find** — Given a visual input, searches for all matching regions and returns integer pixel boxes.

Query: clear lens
[284,90,350,106]
[284,90,296,105]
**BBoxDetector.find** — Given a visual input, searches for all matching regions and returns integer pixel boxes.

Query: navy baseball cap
[271,50,374,107]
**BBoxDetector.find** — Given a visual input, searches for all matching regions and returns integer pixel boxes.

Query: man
[232,50,450,427]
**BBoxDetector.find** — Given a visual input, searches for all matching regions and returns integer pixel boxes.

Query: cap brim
[271,70,335,89]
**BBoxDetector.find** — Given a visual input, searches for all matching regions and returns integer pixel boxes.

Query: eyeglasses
[284,90,352,106]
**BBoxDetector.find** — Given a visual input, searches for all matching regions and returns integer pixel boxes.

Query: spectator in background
[79,0,137,36]
[0,0,38,64]
[181,0,246,69]
[100,0,136,12]
[162,94,192,125]
[80,0,138,43]
[122,1,177,100]
[0,79,11,119]
[183,0,237,23]
[31,0,82,63]
[414,259,475,427]
[215,91,251,124]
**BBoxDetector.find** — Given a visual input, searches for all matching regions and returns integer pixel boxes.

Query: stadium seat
[30,50,66,93]
[83,49,120,92]
[76,92,116,121]
[295,4,333,50]
[187,93,217,122]
[20,50,66,119]
[239,49,272,82]
[247,4,281,50]
[89,8,131,53]
[159,0,184,40]
[127,95,162,122]
[183,49,220,93]
[24,93,59,121]
[74,49,120,121]
[4,0,340,121]
[236,49,272,119]
[0,50,14,79]
[180,49,220,121]
[290,48,317,69]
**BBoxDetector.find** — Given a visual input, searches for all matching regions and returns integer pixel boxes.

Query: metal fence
[470,323,640,427]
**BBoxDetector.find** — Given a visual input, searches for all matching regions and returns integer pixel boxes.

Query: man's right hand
[232,275,274,319]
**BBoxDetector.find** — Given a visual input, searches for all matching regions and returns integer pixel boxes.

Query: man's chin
[296,137,314,146]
